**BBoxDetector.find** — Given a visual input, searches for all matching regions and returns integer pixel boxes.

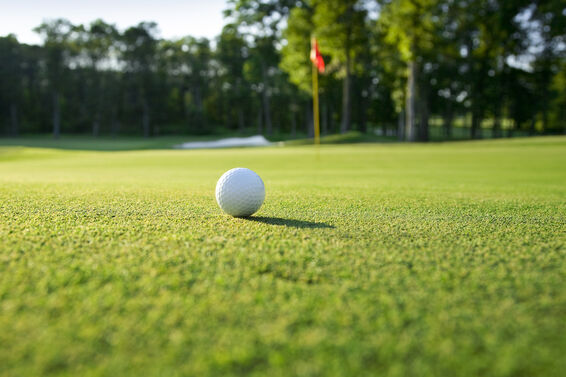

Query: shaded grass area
[283,131,394,145]
[0,131,552,151]
[0,131,389,151]
[242,216,335,228]
[0,135,214,151]
[0,137,565,376]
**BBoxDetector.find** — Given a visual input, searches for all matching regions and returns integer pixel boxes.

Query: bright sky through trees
[0,0,227,44]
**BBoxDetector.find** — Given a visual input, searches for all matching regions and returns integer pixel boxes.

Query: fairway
[1,137,565,376]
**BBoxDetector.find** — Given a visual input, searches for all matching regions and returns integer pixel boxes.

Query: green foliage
[225,0,297,34]
[0,35,23,133]
[0,137,565,376]
[80,20,118,67]
[280,6,314,94]
[158,36,213,133]
[312,0,367,75]
[121,22,158,74]
[378,0,439,62]
[0,2,565,138]
[550,62,566,129]
[33,19,77,87]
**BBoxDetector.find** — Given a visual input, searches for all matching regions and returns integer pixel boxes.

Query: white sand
[173,135,272,149]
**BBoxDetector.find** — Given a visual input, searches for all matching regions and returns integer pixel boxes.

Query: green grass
[1,136,565,377]
[0,135,219,151]
[282,131,395,145]
[0,132,389,151]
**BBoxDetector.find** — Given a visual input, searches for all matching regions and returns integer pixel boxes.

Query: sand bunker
[174,135,272,149]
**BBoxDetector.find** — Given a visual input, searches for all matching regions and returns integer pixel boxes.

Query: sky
[0,0,228,45]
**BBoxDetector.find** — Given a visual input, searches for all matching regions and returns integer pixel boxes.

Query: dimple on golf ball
[215,168,265,217]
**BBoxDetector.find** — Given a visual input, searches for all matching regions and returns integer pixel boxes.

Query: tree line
[0,0,565,140]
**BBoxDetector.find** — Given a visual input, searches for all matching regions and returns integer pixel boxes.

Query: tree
[1,6,564,140]
[121,22,159,137]
[0,35,23,135]
[280,5,317,135]
[281,6,314,94]
[244,35,279,135]
[531,0,566,133]
[160,37,212,133]
[217,24,250,132]
[188,38,212,133]
[313,0,367,133]
[34,19,76,139]
[549,62,566,132]
[226,0,298,135]
[78,20,118,136]
[378,0,440,141]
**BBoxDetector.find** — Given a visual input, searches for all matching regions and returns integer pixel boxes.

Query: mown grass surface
[0,137,565,377]
[0,131,388,150]
[283,131,394,144]
[0,135,213,151]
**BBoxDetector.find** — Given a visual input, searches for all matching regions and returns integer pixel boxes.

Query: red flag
[310,38,325,73]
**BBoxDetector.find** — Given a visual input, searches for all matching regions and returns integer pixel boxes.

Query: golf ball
[215,168,265,217]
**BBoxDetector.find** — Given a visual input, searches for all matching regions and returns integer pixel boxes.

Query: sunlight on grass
[1,137,565,376]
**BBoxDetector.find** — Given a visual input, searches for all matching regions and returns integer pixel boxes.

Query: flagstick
[312,63,320,145]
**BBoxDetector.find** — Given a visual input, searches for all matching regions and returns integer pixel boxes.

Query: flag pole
[312,50,320,145]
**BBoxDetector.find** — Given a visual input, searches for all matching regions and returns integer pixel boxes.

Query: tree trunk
[321,101,328,136]
[92,112,100,137]
[10,102,18,136]
[398,109,405,140]
[539,45,552,133]
[142,98,150,138]
[493,66,506,139]
[471,69,484,140]
[507,120,514,138]
[542,106,548,133]
[443,102,453,140]
[238,108,245,133]
[471,107,482,139]
[92,120,100,137]
[53,92,61,139]
[329,109,334,133]
[257,104,263,134]
[291,111,297,138]
[470,62,487,140]
[418,92,429,141]
[406,61,417,141]
[510,113,520,138]
[194,86,205,132]
[182,88,191,131]
[262,90,272,136]
[493,106,502,138]
[110,106,119,137]
[91,66,102,137]
[360,93,368,134]
[340,51,352,134]
[261,64,272,136]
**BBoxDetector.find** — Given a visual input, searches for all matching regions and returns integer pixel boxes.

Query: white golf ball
[215,168,265,217]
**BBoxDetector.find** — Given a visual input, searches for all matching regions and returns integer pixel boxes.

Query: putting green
[1,137,565,376]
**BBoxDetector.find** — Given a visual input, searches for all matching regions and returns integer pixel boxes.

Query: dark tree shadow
[243,216,334,229]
